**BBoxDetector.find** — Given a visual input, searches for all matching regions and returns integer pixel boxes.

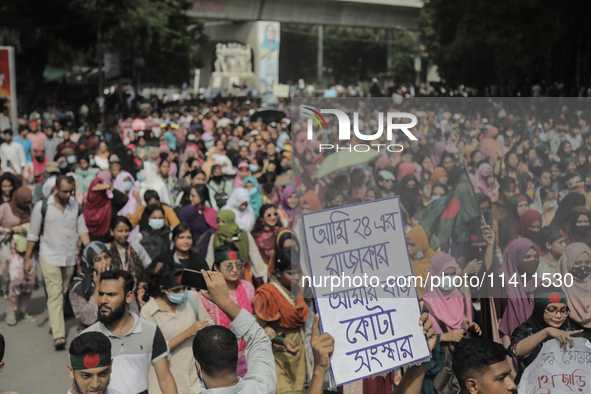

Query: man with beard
[26,175,90,350]
[67,332,118,394]
[83,270,178,394]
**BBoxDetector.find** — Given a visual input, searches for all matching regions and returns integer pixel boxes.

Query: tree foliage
[0,0,206,99]
[420,0,591,93]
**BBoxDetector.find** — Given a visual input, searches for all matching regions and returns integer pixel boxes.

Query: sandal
[54,337,66,350]
[5,310,16,326]
[19,313,37,323]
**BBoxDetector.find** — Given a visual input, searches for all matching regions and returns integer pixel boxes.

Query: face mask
[136,173,145,182]
[248,188,257,196]
[415,251,423,259]
[571,265,591,280]
[205,139,214,150]
[439,275,456,292]
[281,164,290,172]
[89,158,96,166]
[249,164,258,173]
[521,259,539,275]
[67,156,76,164]
[59,161,67,169]
[35,155,44,162]
[167,289,187,304]
[530,166,543,178]
[187,134,196,141]
[212,174,223,182]
[574,225,591,235]
[431,195,441,202]
[547,200,558,208]
[123,181,133,192]
[149,218,165,230]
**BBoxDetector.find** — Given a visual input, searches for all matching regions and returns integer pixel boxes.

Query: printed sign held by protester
[300,196,430,386]
[518,337,591,394]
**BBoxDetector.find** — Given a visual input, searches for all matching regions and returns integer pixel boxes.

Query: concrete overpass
[188,0,422,30]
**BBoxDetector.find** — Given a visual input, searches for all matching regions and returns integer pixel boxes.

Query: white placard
[518,337,591,394]
[300,197,430,386]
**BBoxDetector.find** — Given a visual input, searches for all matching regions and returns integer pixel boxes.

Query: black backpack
[213,181,229,209]
[39,197,84,237]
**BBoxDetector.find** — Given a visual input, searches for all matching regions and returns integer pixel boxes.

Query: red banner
[0,47,17,132]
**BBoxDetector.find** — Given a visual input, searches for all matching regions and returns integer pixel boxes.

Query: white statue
[213,43,253,74]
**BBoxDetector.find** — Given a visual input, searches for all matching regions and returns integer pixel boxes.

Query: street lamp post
[97,0,105,130]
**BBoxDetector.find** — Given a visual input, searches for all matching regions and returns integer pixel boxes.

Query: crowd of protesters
[0,92,589,394]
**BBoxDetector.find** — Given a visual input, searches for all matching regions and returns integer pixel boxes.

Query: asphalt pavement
[0,272,78,394]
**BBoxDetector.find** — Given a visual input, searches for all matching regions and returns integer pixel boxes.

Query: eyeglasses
[93,255,111,264]
[265,213,278,218]
[545,307,570,317]
[220,262,244,271]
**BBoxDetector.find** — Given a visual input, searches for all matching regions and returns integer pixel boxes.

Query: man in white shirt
[565,121,583,151]
[0,106,11,132]
[0,129,26,176]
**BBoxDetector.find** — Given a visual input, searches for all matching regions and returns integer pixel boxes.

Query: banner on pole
[0,46,17,133]
[104,52,121,79]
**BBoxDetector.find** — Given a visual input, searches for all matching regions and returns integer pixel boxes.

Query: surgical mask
[59,161,68,169]
[67,156,76,164]
[249,164,258,172]
[414,251,423,259]
[248,188,257,196]
[123,181,133,192]
[521,259,539,275]
[149,218,165,230]
[439,275,456,292]
[205,139,214,150]
[136,173,145,182]
[281,164,290,172]
[187,134,196,141]
[547,200,558,208]
[571,266,591,280]
[167,289,187,304]
[574,225,591,235]
[89,158,96,166]
[431,195,441,202]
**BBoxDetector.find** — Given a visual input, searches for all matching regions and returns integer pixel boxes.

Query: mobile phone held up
[180,268,208,291]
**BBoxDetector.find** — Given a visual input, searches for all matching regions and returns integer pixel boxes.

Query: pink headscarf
[423,253,473,333]
[431,141,446,166]
[499,238,537,336]
[475,163,497,199]
[179,145,199,179]
[397,162,416,181]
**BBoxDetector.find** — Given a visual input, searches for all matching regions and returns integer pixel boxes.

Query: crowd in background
[0,93,589,394]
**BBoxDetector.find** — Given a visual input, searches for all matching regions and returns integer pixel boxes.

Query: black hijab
[69,241,110,300]
[552,192,587,231]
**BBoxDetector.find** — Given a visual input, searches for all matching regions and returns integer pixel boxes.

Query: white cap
[378,170,396,181]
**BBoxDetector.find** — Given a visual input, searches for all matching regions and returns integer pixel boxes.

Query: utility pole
[318,25,323,84]
[97,0,105,130]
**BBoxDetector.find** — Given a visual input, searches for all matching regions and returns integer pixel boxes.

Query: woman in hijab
[68,241,140,333]
[84,178,129,242]
[518,210,543,247]
[299,190,322,214]
[499,238,540,339]
[178,184,216,256]
[508,286,581,382]
[474,163,497,199]
[0,187,38,326]
[406,225,440,298]
[75,155,99,198]
[564,206,591,248]
[430,167,449,189]
[32,148,48,183]
[557,243,591,335]
[399,175,419,221]
[112,171,140,241]
[206,210,267,285]
[557,140,574,162]
[552,192,587,231]
[301,164,325,203]
[421,253,481,394]
[498,195,529,251]
[225,187,256,232]
[397,162,416,181]
[431,141,446,166]
[480,127,504,163]
[243,176,263,216]
[532,187,558,226]
[280,185,299,228]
